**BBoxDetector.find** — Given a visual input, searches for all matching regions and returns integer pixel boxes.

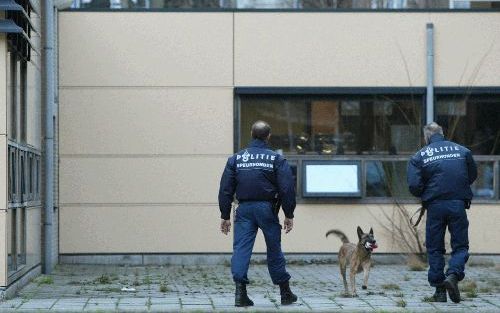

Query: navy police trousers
[426,200,469,287]
[231,201,291,285]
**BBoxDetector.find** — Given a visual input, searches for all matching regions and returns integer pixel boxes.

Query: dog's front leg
[349,269,357,297]
[362,262,370,290]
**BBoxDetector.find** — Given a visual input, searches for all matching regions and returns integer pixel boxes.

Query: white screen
[305,164,359,194]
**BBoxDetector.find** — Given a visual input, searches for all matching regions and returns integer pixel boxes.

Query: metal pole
[42,0,55,274]
[426,23,434,124]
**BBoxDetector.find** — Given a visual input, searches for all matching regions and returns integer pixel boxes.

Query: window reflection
[239,94,423,155]
[471,162,494,199]
[436,95,500,155]
[366,161,412,198]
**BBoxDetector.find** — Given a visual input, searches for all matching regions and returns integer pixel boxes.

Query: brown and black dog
[326,227,378,297]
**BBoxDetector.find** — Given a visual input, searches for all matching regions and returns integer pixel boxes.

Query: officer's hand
[284,218,293,234]
[220,219,231,235]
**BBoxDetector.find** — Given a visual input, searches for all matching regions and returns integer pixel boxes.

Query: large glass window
[436,95,500,155]
[239,94,423,155]
[238,91,500,202]
[366,160,412,198]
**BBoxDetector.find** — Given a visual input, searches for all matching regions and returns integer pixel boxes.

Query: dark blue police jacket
[218,139,296,220]
[407,134,477,204]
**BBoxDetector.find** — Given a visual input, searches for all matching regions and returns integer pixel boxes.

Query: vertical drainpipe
[426,23,434,124]
[42,0,55,274]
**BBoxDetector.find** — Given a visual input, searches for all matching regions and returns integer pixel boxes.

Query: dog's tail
[325,229,350,244]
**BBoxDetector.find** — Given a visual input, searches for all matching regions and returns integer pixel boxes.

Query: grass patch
[459,279,478,299]
[34,275,53,285]
[407,254,427,271]
[479,287,492,293]
[94,274,112,284]
[459,279,477,293]
[466,289,478,298]
[422,296,434,303]
[396,299,407,308]
[159,280,169,293]
[381,283,400,291]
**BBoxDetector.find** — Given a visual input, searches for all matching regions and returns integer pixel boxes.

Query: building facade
[0,0,45,295]
[2,0,500,293]
[57,1,500,260]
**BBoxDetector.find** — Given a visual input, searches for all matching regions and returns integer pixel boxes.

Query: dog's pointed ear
[369,227,374,235]
[357,226,363,240]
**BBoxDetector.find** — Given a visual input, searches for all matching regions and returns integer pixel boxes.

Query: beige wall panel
[0,36,6,135]
[26,207,42,268]
[59,205,232,253]
[60,204,499,254]
[430,14,500,86]
[27,61,41,150]
[235,13,500,87]
[59,88,233,155]
[281,204,498,254]
[59,12,233,87]
[59,156,227,205]
[235,13,427,87]
[0,210,6,286]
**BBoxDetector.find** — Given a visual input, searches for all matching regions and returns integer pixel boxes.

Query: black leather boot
[235,282,254,307]
[430,286,447,302]
[444,274,461,303]
[279,281,298,305]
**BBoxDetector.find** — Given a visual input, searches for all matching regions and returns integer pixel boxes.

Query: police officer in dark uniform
[218,121,297,307]
[407,122,477,303]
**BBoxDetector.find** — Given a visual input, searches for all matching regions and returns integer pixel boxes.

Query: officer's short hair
[423,122,444,144]
[251,121,271,140]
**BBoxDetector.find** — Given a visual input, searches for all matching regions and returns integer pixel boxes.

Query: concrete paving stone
[299,297,333,303]
[307,303,342,308]
[149,303,182,311]
[117,298,149,305]
[88,298,118,304]
[180,297,211,304]
[181,304,214,310]
[84,305,117,312]
[149,297,180,304]
[0,299,24,309]
[17,299,58,309]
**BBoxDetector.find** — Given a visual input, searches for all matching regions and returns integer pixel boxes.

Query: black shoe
[430,286,447,302]
[444,274,461,303]
[279,281,298,305]
[235,282,254,307]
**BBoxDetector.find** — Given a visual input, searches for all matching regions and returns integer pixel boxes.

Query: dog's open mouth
[365,242,378,251]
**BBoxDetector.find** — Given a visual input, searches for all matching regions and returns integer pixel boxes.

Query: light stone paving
[0,263,499,312]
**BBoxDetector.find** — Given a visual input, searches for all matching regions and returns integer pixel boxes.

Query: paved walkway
[1,263,499,312]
